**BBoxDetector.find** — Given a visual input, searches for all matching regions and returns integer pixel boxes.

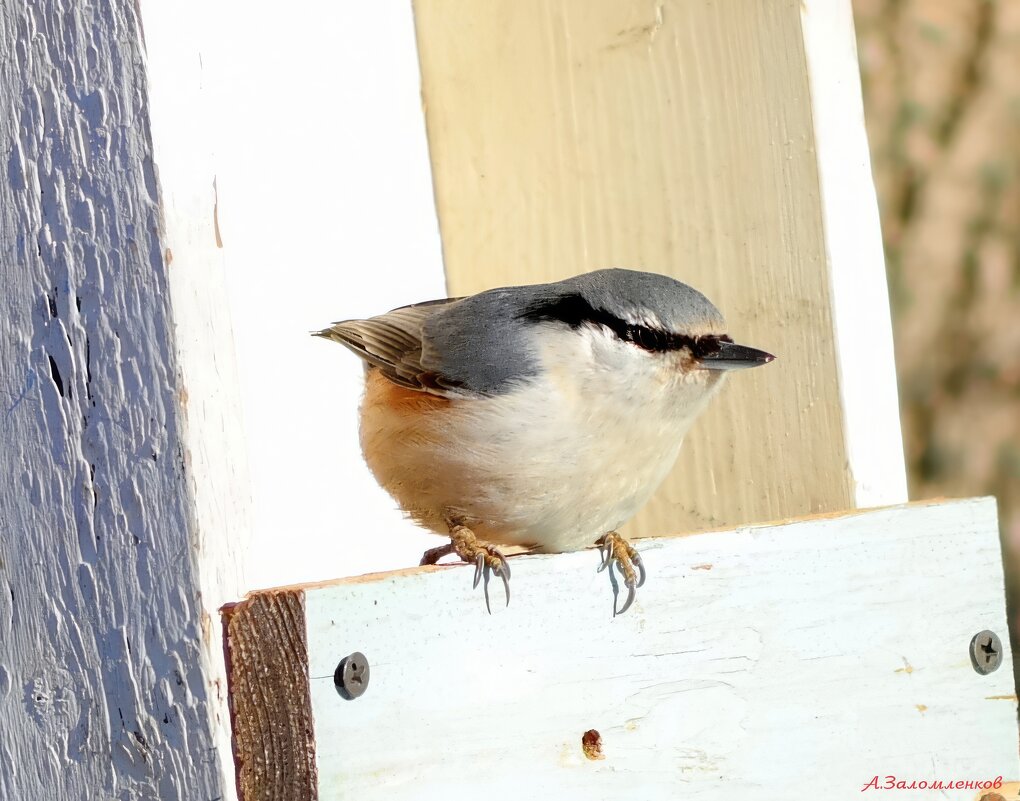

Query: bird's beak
[698,341,775,371]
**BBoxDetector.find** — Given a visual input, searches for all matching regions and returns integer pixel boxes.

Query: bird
[315,269,774,615]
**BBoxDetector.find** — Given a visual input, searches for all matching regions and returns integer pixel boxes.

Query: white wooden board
[225,498,1017,800]
[800,0,908,507]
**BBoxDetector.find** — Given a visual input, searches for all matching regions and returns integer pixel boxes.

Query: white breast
[359,324,725,552]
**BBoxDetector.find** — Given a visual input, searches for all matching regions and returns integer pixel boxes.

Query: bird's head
[518,268,774,415]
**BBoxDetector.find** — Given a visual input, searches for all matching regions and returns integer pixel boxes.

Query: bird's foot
[420,524,511,613]
[596,531,646,616]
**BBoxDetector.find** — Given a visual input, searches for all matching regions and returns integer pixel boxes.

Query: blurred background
[854,0,1020,681]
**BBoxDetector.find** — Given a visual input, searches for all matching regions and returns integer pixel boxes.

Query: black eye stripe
[519,293,731,355]
[622,325,731,355]
[624,325,668,351]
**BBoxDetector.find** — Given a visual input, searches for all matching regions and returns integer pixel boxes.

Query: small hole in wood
[581,729,604,761]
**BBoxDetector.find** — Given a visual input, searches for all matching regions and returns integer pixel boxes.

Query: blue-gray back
[317,269,725,396]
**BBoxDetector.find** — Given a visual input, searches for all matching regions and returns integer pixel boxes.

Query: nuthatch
[316,269,774,614]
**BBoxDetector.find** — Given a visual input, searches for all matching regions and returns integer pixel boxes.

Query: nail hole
[581,729,604,761]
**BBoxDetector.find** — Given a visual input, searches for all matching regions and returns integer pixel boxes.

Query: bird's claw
[428,524,510,614]
[631,550,647,588]
[618,575,638,617]
[597,537,614,573]
[596,532,645,616]
[472,553,484,588]
[471,546,510,613]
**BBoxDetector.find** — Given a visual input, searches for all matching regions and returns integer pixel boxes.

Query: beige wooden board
[412,0,901,536]
[224,499,1017,800]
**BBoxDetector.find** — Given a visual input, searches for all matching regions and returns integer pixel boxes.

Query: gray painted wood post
[0,2,249,798]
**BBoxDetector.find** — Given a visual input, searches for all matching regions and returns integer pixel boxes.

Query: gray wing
[315,298,470,395]
[318,284,552,396]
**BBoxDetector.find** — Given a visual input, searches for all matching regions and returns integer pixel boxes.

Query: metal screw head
[334,652,370,699]
[969,630,1002,675]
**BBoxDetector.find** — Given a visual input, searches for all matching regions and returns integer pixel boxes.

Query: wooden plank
[0,1,248,798]
[224,592,315,801]
[137,1,258,789]
[224,499,1017,799]
[412,0,906,536]
[799,0,908,507]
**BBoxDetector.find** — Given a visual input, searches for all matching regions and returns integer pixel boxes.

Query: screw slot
[335,651,370,699]
[969,630,1002,675]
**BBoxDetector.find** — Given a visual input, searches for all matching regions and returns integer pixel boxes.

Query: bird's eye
[626,325,669,351]
[690,337,719,358]
[693,334,734,358]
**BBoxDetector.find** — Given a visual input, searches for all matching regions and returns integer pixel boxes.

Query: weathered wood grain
[224,592,316,801]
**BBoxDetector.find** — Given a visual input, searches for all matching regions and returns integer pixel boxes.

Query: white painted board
[300,499,1015,800]
[800,0,909,507]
